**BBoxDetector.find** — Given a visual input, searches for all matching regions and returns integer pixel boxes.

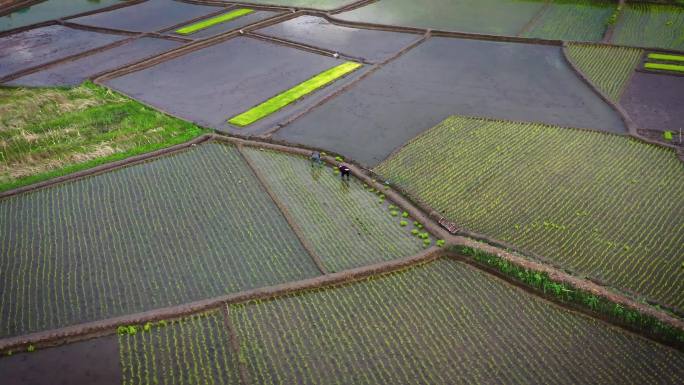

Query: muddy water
[335,0,546,35]
[0,0,121,32]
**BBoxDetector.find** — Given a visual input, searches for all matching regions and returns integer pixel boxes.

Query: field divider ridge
[602,0,625,44]
[246,31,371,63]
[0,246,444,352]
[515,0,551,37]
[222,306,252,385]
[235,144,330,275]
[92,10,303,83]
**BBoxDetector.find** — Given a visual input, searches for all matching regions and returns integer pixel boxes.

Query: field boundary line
[246,31,370,63]
[0,0,146,35]
[0,247,443,352]
[0,134,214,199]
[235,144,330,275]
[222,306,252,385]
[92,10,303,83]
[560,42,681,152]
[258,30,431,138]
[516,0,551,37]
[602,0,625,43]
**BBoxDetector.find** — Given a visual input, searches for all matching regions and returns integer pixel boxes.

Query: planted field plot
[0,82,204,192]
[0,143,319,338]
[105,37,353,133]
[0,25,126,79]
[172,9,281,39]
[119,312,238,385]
[241,147,425,272]
[276,37,625,166]
[257,15,419,63]
[522,0,615,42]
[620,72,684,133]
[375,115,684,310]
[0,0,121,32]
[69,0,221,32]
[7,37,182,87]
[335,0,545,35]
[612,3,684,51]
[0,336,120,385]
[229,259,684,384]
[564,43,643,102]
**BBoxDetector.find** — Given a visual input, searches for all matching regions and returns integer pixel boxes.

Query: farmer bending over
[339,163,351,181]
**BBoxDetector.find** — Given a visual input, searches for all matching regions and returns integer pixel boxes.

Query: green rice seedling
[400,220,408,227]
[127,325,138,335]
[229,62,362,126]
[423,239,431,246]
[390,210,399,217]
[143,322,152,332]
[5,350,12,356]
[117,326,128,335]
[175,8,254,35]
[420,232,430,240]
[648,53,684,62]
[335,156,344,162]
[411,229,420,236]
[388,205,397,210]
[158,320,168,327]
[663,131,674,141]
[27,345,35,353]
[645,62,684,73]
[436,240,446,247]
[402,211,409,218]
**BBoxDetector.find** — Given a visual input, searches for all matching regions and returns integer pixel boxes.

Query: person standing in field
[310,151,322,167]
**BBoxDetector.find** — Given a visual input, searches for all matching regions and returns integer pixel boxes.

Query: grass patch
[644,62,684,72]
[175,8,254,35]
[647,53,684,62]
[228,61,362,127]
[0,81,207,192]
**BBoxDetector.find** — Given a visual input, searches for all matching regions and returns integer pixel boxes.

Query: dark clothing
[339,164,351,180]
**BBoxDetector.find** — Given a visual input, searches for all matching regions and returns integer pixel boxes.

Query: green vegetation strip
[454,244,684,347]
[375,115,684,310]
[648,53,684,62]
[175,8,254,35]
[645,62,684,73]
[228,61,362,127]
[0,81,207,192]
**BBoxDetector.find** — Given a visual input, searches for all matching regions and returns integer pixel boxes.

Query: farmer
[338,163,351,181]
[310,151,322,167]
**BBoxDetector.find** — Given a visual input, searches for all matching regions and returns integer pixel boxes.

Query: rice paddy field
[0,143,320,338]
[241,147,426,272]
[2,0,684,382]
[564,43,643,101]
[113,260,684,384]
[375,115,684,310]
[522,0,615,41]
[612,3,684,51]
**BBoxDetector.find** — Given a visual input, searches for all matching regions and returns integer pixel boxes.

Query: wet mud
[172,9,282,39]
[257,15,419,63]
[104,36,349,133]
[8,36,182,86]
[0,0,122,32]
[69,0,221,32]
[0,335,120,385]
[0,24,126,79]
[275,36,627,166]
[620,71,684,133]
